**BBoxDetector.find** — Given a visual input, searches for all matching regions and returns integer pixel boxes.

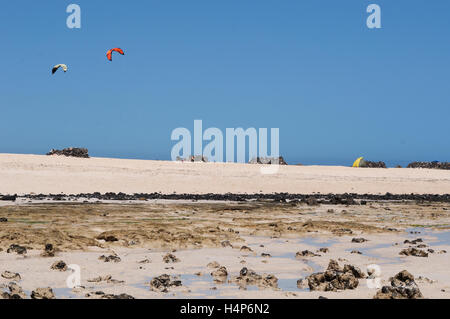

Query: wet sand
[1,200,449,299]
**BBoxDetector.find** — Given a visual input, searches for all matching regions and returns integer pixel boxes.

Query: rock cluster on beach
[249,156,287,165]
[1,282,27,299]
[15,192,450,204]
[149,274,182,293]
[176,155,208,162]
[41,244,56,257]
[211,266,228,283]
[374,270,423,299]
[6,244,27,255]
[305,259,366,291]
[358,160,387,168]
[46,147,89,158]
[0,282,56,300]
[163,253,180,263]
[407,161,450,170]
[0,195,17,201]
[231,267,278,289]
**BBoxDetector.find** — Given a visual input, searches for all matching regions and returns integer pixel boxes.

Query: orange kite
[106,48,125,61]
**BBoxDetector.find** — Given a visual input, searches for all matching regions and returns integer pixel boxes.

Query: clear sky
[1,1,449,166]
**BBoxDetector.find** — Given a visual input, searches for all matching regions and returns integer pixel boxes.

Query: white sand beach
[1,154,450,195]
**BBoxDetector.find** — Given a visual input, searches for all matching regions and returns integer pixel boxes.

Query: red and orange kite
[106,48,125,61]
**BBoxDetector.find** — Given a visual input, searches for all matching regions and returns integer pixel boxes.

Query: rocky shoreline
[2,192,450,204]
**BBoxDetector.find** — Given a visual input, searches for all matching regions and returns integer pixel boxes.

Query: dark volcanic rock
[306,260,365,292]
[149,274,182,293]
[374,270,423,299]
[7,244,27,255]
[51,260,68,271]
[176,155,208,162]
[351,238,368,243]
[407,161,450,170]
[47,147,89,158]
[296,250,320,258]
[96,233,119,242]
[102,293,134,299]
[41,244,56,257]
[163,253,180,263]
[400,247,428,257]
[359,161,387,168]
[16,192,450,204]
[404,238,423,245]
[249,156,287,165]
[0,195,17,201]
[99,254,121,263]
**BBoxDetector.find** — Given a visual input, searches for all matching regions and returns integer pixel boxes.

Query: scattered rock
[1,271,21,281]
[149,274,182,293]
[221,240,232,248]
[31,287,55,299]
[296,250,320,258]
[88,275,124,284]
[138,259,150,264]
[0,195,17,202]
[249,156,287,165]
[357,160,387,168]
[404,238,423,245]
[96,233,119,242]
[99,254,121,263]
[352,238,368,243]
[306,260,365,292]
[399,247,428,257]
[407,161,450,170]
[0,217,7,222]
[211,267,228,283]
[240,246,253,253]
[102,293,134,299]
[261,253,271,258]
[51,260,67,271]
[231,267,278,289]
[163,253,180,263]
[47,147,89,158]
[318,248,329,253]
[374,270,423,299]
[6,244,27,255]
[2,282,27,299]
[41,244,56,257]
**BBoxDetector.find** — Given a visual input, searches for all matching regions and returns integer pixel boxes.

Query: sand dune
[1,153,450,195]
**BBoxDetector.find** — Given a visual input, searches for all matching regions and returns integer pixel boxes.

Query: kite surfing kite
[52,64,68,74]
[106,48,125,61]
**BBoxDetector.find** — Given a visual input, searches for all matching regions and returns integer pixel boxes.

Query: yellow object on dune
[352,157,364,167]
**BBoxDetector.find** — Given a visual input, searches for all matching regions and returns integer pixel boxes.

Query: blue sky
[0,1,449,166]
